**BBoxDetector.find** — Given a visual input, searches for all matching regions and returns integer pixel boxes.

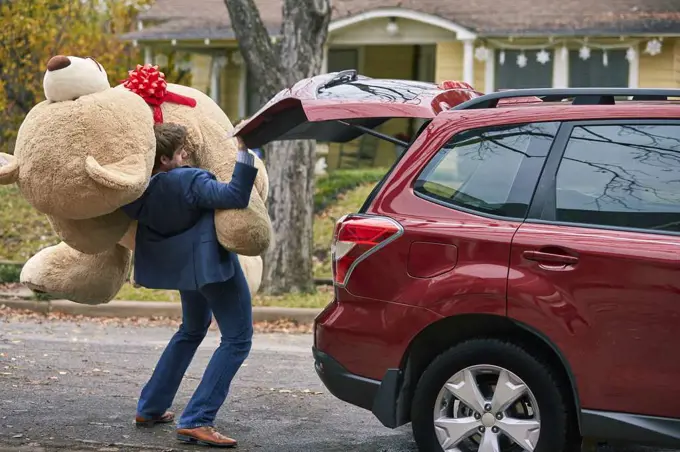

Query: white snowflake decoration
[579,45,591,60]
[626,47,637,62]
[536,49,551,65]
[474,45,489,62]
[499,50,506,65]
[645,39,662,56]
[516,52,528,68]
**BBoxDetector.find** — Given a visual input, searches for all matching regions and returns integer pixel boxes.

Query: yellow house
[123,0,680,171]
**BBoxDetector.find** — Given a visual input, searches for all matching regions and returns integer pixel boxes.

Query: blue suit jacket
[121,163,258,291]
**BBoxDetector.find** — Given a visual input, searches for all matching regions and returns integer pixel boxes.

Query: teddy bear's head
[2,55,156,220]
[43,55,111,102]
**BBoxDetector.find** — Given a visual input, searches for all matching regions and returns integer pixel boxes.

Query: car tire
[411,338,571,452]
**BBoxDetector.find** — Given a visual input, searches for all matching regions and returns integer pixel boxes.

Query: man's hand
[235,136,255,167]
[235,136,248,152]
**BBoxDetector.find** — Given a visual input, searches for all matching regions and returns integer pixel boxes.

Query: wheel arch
[397,313,581,434]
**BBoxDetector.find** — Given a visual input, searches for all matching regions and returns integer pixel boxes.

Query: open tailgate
[231,70,482,148]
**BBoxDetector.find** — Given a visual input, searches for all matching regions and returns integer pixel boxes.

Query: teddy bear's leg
[48,211,131,254]
[237,254,263,296]
[0,152,19,185]
[21,242,131,305]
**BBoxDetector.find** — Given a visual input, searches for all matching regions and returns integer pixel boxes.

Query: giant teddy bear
[0,55,272,304]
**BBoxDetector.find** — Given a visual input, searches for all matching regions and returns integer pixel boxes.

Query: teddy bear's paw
[21,242,131,305]
[0,153,19,185]
[215,196,272,257]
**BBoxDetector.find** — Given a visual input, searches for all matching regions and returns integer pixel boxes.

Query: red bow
[438,80,475,91]
[122,64,196,123]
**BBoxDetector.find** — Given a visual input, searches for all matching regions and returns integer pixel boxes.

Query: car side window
[555,124,680,233]
[414,122,559,218]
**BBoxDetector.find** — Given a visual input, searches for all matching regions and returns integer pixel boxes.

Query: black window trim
[525,118,680,238]
[412,121,562,222]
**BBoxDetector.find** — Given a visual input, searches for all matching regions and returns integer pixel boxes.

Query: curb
[0,297,323,323]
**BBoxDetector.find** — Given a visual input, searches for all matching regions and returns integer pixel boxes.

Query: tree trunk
[263,140,316,293]
[225,0,330,295]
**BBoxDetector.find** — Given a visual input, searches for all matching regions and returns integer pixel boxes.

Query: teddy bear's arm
[0,153,19,185]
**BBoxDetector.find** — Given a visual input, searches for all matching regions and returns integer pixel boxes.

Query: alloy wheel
[433,364,541,452]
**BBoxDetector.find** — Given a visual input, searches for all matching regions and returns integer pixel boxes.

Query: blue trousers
[135,268,253,429]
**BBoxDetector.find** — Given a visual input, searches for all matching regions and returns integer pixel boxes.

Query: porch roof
[122,0,680,42]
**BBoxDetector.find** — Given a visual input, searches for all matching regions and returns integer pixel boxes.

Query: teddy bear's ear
[0,153,19,185]
[85,154,148,192]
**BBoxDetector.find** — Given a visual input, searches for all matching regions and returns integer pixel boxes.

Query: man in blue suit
[122,123,258,448]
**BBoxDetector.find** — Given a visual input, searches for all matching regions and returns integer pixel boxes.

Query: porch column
[210,57,220,103]
[553,46,569,88]
[144,46,153,65]
[628,44,639,88]
[462,39,474,85]
[321,45,329,74]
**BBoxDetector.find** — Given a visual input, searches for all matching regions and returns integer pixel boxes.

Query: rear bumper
[312,347,405,428]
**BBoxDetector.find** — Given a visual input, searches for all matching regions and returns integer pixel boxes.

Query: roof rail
[450,88,680,110]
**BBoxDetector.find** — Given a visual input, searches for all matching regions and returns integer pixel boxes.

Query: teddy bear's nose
[46,55,71,72]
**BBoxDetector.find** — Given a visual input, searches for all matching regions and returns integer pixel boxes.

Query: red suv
[234,71,680,452]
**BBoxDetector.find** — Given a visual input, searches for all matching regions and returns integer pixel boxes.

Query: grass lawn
[116,282,334,309]
[312,183,375,279]
[1,168,383,307]
[0,186,57,262]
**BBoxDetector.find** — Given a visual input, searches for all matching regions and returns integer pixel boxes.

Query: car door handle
[522,250,579,265]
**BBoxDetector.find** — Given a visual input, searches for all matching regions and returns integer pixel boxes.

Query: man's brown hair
[153,122,187,170]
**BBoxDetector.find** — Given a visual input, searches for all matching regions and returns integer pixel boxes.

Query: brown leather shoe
[176,426,237,448]
[135,411,175,427]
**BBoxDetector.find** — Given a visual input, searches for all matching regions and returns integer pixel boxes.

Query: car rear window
[317,79,440,101]
[414,122,559,218]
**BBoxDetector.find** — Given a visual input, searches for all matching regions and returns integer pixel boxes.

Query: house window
[569,50,629,87]
[327,48,359,73]
[495,50,553,90]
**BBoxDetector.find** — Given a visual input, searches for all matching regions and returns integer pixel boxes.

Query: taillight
[331,214,403,287]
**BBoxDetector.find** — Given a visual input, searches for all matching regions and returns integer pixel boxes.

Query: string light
[476,37,660,68]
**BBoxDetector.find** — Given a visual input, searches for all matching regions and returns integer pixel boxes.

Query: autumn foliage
[0,0,151,152]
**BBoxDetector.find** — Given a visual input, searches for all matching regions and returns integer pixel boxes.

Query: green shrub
[0,263,21,283]
[314,168,386,213]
